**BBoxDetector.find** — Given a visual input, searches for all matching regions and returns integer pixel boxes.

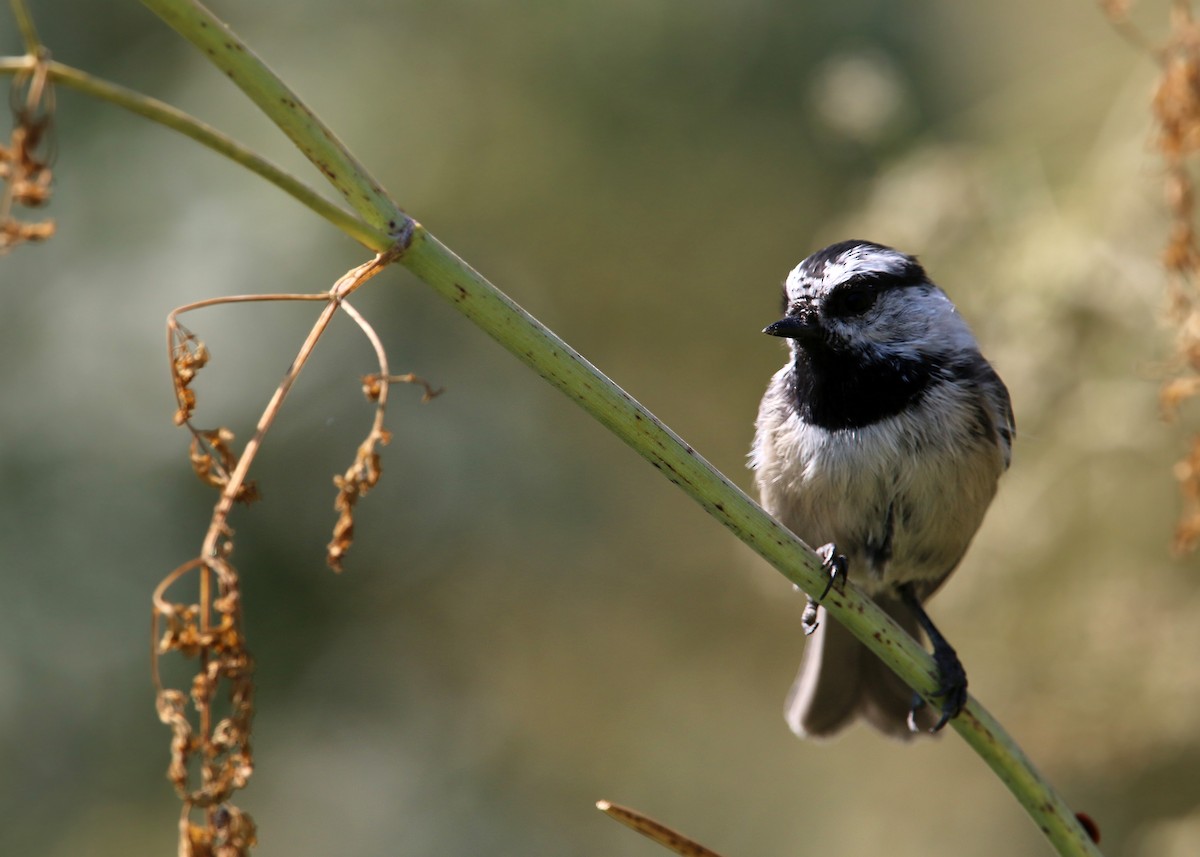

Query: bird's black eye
[825,284,878,318]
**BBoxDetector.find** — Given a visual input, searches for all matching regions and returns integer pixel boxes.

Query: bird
[750,239,1013,739]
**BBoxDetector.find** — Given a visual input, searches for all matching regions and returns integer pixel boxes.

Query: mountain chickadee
[751,240,1013,739]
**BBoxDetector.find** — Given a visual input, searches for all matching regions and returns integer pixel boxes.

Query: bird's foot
[815,542,848,601]
[928,639,968,731]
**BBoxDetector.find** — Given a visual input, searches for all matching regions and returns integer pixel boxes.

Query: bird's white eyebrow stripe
[823,247,915,283]
[784,244,925,303]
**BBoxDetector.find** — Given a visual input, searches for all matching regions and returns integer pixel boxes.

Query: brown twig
[596,801,727,857]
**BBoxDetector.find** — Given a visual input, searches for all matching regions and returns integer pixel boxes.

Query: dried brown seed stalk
[155,252,411,852]
[153,555,256,857]
[1105,0,1200,552]
[326,373,442,572]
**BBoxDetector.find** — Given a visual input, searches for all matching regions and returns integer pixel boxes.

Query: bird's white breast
[752,367,1005,594]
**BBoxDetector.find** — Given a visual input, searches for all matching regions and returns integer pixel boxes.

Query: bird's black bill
[763,316,817,338]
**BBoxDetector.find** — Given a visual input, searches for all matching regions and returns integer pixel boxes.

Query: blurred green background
[3,1,1199,855]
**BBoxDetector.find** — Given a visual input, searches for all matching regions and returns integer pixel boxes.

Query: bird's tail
[784,594,938,740]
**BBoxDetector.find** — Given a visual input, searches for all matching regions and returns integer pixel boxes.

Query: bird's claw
[798,543,845,635]
[815,542,848,601]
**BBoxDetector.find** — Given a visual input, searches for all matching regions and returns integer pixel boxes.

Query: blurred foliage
[2,1,1199,856]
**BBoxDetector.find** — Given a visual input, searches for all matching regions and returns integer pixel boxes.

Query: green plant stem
[0,56,383,249]
[140,0,404,237]
[9,0,41,54]
[133,2,1103,854]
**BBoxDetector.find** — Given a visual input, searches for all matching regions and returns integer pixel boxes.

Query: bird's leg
[801,596,820,636]
[898,583,968,732]
[815,542,848,601]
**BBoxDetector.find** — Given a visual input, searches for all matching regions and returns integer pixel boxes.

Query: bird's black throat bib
[789,343,942,430]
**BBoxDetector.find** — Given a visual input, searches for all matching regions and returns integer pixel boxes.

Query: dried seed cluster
[328,372,441,572]
[1,56,55,252]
